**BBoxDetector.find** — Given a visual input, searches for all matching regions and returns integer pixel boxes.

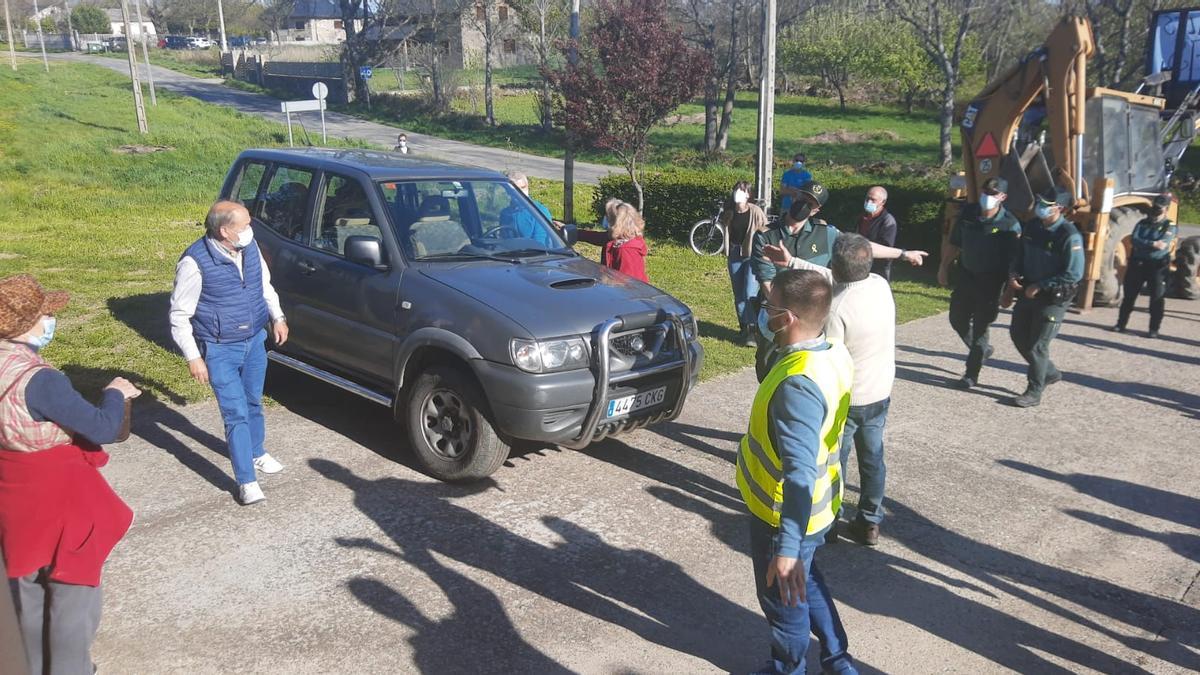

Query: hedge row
[593,167,949,261]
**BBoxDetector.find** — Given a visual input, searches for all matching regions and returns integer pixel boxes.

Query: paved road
[52,53,617,185]
[90,302,1199,673]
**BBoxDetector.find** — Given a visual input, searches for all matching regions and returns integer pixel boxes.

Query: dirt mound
[804,129,901,144]
[113,145,174,155]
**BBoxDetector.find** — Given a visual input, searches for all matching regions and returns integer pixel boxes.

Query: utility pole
[31,0,48,72]
[563,0,580,223]
[753,0,777,211]
[119,0,148,133]
[4,0,16,71]
[217,0,228,52]
[62,1,73,51]
[134,0,155,105]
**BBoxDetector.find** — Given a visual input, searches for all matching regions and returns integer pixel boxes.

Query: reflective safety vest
[736,343,853,534]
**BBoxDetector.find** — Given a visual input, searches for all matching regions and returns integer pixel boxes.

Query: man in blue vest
[737,268,858,675]
[170,201,289,505]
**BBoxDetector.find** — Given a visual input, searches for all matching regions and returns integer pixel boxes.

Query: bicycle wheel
[689,219,725,256]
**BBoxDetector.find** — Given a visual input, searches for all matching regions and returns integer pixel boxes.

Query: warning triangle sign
[975,132,1001,159]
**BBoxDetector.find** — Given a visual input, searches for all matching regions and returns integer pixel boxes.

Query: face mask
[1034,204,1055,220]
[980,194,1000,211]
[789,202,813,224]
[733,189,749,205]
[28,316,56,351]
[600,216,610,230]
[863,200,879,215]
[234,226,254,250]
[757,306,789,340]
[794,162,804,170]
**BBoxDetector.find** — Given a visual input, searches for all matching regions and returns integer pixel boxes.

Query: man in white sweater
[764,233,896,546]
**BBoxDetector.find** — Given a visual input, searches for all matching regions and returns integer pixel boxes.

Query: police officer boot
[1012,389,1042,408]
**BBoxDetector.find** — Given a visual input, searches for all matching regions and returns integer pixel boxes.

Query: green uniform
[1008,216,1085,399]
[947,204,1022,380]
[750,219,840,382]
[1118,217,1177,333]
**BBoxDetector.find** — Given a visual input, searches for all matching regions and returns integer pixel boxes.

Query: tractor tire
[1093,206,1143,307]
[405,365,510,481]
[1168,235,1200,299]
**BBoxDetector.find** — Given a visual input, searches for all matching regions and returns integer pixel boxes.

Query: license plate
[606,386,667,418]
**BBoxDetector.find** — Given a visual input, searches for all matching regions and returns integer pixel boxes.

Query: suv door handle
[298,260,318,275]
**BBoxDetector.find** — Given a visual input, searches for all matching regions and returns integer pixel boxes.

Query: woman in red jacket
[577,200,650,283]
[0,274,140,675]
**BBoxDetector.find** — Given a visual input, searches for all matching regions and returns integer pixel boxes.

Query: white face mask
[863,200,879,215]
[234,226,254,250]
[980,194,1000,211]
[733,189,749,205]
[1034,204,1056,221]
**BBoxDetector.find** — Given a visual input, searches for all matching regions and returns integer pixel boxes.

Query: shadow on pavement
[999,460,1200,530]
[311,459,764,673]
[648,419,741,464]
[1062,509,1200,564]
[1053,331,1200,368]
[853,499,1200,672]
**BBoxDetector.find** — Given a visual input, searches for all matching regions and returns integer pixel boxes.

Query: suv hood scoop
[419,257,685,337]
[550,277,597,290]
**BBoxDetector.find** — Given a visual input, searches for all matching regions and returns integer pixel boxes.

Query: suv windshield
[378,179,572,261]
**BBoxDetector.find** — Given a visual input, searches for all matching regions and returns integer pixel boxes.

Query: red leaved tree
[544,0,710,212]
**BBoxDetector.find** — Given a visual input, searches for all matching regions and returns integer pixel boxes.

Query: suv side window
[315,173,383,258]
[233,161,268,215]
[261,165,314,242]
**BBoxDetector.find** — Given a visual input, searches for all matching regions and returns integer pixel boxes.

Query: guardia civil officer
[1116,194,1178,338]
[1004,187,1084,408]
[938,177,1022,388]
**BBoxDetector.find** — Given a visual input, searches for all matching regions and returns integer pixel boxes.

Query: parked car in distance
[101,36,127,51]
[163,35,190,49]
[186,36,213,49]
[219,148,704,481]
[228,35,251,48]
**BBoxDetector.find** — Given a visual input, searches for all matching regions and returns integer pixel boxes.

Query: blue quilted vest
[183,237,270,344]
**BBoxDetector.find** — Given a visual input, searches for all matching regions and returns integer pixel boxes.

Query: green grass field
[97,48,223,79]
[0,60,949,407]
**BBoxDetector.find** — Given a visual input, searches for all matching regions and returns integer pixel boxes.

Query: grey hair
[869,185,888,202]
[832,233,874,283]
[205,200,248,238]
[506,171,529,188]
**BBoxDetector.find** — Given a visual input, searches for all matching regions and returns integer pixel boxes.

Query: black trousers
[1009,299,1066,395]
[948,268,1006,379]
[1118,258,1169,332]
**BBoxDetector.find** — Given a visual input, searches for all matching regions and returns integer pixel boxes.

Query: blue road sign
[359,66,373,79]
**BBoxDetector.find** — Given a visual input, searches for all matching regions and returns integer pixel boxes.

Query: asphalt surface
[51,53,617,185]
[89,302,1199,674]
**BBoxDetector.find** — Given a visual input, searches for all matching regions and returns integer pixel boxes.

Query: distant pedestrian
[720,181,769,346]
[1116,193,1177,338]
[1004,187,1084,408]
[0,274,140,675]
[736,268,858,675]
[394,133,410,154]
[857,186,898,280]
[169,201,289,504]
[939,177,1022,389]
[778,152,814,215]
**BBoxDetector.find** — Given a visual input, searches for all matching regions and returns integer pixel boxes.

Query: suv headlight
[680,313,698,342]
[510,337,590,373]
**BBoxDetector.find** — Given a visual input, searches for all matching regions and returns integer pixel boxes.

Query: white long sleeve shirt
[787,258,896,406]
[169,240,284,362]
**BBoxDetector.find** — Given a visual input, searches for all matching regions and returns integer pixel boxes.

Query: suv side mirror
[559,223,578,247]
[345,235,387,269]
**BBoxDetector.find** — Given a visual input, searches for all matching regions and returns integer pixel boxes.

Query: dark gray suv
[220,149,703,480]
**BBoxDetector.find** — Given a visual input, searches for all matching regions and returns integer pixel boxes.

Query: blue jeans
[838,398,889,526]
[749,516,856,674]
[202,329,268,485]
[728,246,761,330]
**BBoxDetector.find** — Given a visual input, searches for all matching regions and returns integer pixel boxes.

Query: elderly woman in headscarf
[0,273,140,675]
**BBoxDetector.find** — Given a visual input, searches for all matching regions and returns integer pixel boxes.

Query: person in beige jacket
[720,181,770,346]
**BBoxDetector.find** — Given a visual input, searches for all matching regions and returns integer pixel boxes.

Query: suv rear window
[379,179,566,259]
[261,166,314,241]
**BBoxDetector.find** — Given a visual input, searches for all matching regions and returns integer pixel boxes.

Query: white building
[105,8,157,40]
[275,0,363,44]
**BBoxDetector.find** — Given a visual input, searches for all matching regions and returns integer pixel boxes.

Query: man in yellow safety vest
[736,268,858,674]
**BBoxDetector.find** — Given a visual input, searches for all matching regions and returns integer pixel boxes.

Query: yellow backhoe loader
[945,12,1200,309]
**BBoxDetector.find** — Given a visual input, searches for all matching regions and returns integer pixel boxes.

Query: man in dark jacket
[857,186,898,280]
[1116,193,1178,337]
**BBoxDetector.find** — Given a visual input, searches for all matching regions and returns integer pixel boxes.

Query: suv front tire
[405,365,510,481]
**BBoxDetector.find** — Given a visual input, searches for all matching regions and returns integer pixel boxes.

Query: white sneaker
[238,481,265,505]
[253,453,284,474]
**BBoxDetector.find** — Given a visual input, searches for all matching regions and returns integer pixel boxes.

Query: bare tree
[466,1,511,126]
[510,0,567,131]
[884,0,976,167]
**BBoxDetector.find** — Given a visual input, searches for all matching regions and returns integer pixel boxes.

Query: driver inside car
[499,172,559,249]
